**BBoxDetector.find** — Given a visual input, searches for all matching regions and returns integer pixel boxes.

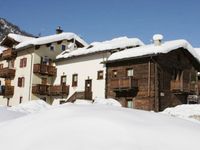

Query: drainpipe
[27,49,34,101]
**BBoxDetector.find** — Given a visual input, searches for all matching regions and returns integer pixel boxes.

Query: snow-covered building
[0,30,87,106]
[54,37,144,104]
[106,35,200,111]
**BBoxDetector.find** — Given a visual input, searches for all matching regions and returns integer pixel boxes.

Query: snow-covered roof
[16,32,88,49]
[108,39,200,63]
[0,46,7,54]
[56,36,144,59]
[8,33,35,43]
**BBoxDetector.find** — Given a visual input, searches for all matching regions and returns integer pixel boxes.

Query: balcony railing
[1,49,17,60]
[49,85,69,96]
[170,80,190,93]
[32,84,49,95]
[0,86,14,97]
[32,84,69,96]
[110,77,138,90]
[33,64,57,76]
[0,68,15,78]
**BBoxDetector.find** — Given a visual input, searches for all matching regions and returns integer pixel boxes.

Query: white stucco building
[0,31,87,106]
[53,37,144,104]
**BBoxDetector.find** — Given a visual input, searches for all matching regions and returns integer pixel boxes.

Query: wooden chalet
[105,35,200,111]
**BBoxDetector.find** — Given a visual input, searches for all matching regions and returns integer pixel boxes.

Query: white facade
[53,52,110,104]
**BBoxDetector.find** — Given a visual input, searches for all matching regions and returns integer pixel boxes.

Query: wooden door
[85,79,92,100]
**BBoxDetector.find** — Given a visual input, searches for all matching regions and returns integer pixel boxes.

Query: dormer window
[61,45,66,51]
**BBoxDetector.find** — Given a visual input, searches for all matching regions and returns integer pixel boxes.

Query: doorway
[85,79,92,100]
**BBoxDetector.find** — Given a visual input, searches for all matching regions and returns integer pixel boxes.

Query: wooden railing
[1,49,16,60]
[110,77,138,90]
[49,85,69,96]
[33,64,57,76]
[67,91,85,102]
[170,80,190,93]
[0,86,14,97]
[32,84,69,96]
[32,84,49,95]
[0,68,15,78]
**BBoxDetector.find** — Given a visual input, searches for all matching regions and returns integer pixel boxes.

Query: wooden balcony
[49,85,69,96]
[32,84,49,95]
[170,80,190,93]
[0,86,14,97]
[33,64,57,76]
[1,49,17,60]
[110,77,138,90]
[0,68,15,78]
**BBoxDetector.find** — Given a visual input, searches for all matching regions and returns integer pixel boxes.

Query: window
[112,70,118,78]
[19,97,23,104]
[20,58,27,68]
[18,77,25,87]
[97,70,104,80]
[127,68,134,77]
[0,64,3,69]
[61,75,67,85]
[50,45,55,51]
[61,45,66,51]
[72,74,78,87]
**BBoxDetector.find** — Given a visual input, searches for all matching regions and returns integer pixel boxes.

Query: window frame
[126,68,134,77]
[97,70,104,80]
[72,74,78,87]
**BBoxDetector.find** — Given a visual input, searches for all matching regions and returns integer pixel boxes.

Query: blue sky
[0,0,200,46]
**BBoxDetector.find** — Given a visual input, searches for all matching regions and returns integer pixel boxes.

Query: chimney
[56,26,63,34]
[153,34,163,46]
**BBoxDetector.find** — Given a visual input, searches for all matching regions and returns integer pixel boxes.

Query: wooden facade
[0,68,16,78]
[106,48,200,111]
[1,48,17,60]
[0,86,14,97]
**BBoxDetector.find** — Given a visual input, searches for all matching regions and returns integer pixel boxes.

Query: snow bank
[108,39,200,63]
[161,104,200,122]
[9,100,51,114]
[0,106,25,123]
[16,32,88,49]
[56,36,144,59]
[93,97,122,107]
[74,99,93,105]
[0,104,200,150]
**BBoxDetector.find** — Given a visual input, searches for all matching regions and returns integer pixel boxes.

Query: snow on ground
[0,106,25,123]
[9,100,51,114]
[0,104,200,150]
[93,97,122,107]
[74,99,93,105]
[73,97,122,107]
[161,104,200,122]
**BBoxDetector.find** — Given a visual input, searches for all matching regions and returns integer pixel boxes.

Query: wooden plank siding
[106,48,199,111]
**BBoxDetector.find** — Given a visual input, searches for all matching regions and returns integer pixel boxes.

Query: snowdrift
[0,104,200,150]
[9,100,51,114]
[162,104,200,122]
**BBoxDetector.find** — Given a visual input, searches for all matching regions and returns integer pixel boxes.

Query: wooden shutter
[20,59,23,68]
[24,58,27,67]
[18,78,22,87]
